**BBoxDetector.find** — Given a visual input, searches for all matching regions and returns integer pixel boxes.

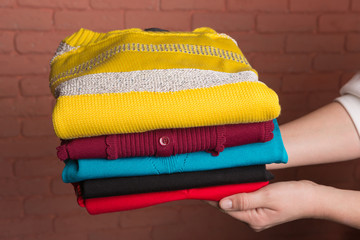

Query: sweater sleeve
[334,72,360,137]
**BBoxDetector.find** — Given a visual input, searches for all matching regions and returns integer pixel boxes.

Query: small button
[159,136,170,146]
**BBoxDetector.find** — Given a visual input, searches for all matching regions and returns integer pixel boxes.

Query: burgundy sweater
[57,121,274,160]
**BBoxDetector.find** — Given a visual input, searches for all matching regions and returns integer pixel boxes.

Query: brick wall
[0,0,359,239]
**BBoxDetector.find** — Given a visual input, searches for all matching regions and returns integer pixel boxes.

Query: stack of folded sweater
[49,27,288,215]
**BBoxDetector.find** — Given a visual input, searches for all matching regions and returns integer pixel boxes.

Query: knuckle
[233,194,250,210]
[247,209,270,231]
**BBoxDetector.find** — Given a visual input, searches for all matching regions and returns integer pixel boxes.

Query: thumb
[219,190,267,211]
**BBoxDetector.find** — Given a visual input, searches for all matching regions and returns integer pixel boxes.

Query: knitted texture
[55,69,258,97]
[62,120,287,183]
[74,182,269,214]
[50,27,252,93]
[80,165,273,198]
[50,27,281,139]
[57,120,274,160]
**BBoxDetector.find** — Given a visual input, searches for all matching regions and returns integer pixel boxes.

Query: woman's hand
[214,181,322,231]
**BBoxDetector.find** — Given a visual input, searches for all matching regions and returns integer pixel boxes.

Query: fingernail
[220,199,232,210]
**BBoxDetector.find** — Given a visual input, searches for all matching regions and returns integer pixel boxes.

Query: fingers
[224,208,273,232]
[219,189,269,212]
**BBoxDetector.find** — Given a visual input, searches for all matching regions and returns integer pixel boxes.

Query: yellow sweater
[50,27,281,139]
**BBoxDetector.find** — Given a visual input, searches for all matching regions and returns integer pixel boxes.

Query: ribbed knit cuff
[106,131,156,159]
[263,120,275,142]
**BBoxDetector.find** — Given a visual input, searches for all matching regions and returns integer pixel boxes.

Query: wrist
[308,183,333,219]
[294,180,324,219]
[308,183,346,221]
[300,182,360,229]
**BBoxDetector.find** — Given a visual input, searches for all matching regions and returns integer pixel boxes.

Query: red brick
[0,9,52,31]
[0,159,13,177]
[0,198,22,219]
[152,221,208,240]
[0,77,18,97]
[51,178,74,195]
[88,228,152,240]
[314,53,360,71]
[18,96,53,117]
[260,73,282,93]
[26,233,88,240]
[0,237,21,240]
[119,205,180,227]
[307,90,340,110]
[274,232,360,240]
[0,99,17,117]
[352,0,360,11]
[230,33,284,53]
[0,32,14,53]
[0,0,15,7]
[193,13,254,32]
[296,161,356,186]
[0,178,51,197]
[228,0,288,12]
[262,220,355,237]
[161,0,225,10]
[340,71,358,87]
[355,160,360,181]
[278,109,309,123]
[18,0,89,9]
[0,217,53,237]
[0,54,51,75]
[179,204,235,225]
[0,178,18,196]
[251,54,312,73]
[22,117,55,137]
[54,212,118,233]
[14,157,61,177]
[347,33,360,51]
[179,204,261,239]
[290,0,350,12]
[126,11,191,31]
[0,118,20,137]
[15,32,70,54]
[270,168,298,182]
[153,205,249,240]
[0,137,58,158]
[278,93,308,111]
[0,96,53,117]
[282,73,340,92]
[24,195,82,216]
[257,14,316,32]
[286,34,344,53]
[18,178,52,196]
[55,10,124,31]
[91,0,157,9]
[320,14,360,32]
[20,75,52,97]
[152,221,248,240]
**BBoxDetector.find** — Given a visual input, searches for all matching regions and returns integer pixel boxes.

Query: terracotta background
[0,0,360,239]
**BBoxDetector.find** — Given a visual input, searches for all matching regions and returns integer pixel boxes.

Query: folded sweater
[74,182,269,214]
[62,120,287,183]
[80,165,273,198]
[50,27,281,139]
[57,120,274,160]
